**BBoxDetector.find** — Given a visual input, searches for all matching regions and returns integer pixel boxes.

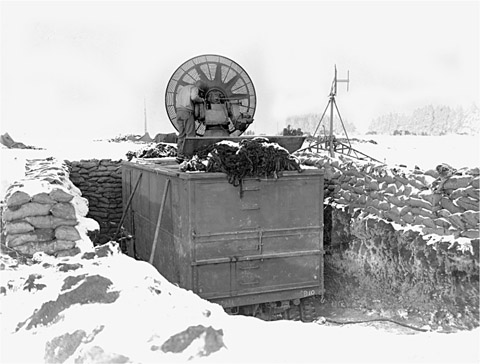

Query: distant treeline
[367,104,479,136]
[283,113,357,136]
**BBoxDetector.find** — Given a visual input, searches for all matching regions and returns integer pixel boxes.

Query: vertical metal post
[329,95,335,157]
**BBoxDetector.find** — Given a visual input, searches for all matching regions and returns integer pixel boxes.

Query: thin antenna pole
[333,65,337,96]
[328,65,338,157]
[329,94,335,157]
[308,65,349,157]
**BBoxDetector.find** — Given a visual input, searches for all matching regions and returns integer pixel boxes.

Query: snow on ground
[1,244,479,364]
[0,140,136,198]
[350,134,480,170]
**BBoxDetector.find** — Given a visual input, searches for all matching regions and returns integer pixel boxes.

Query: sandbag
[446,189,464,200]
[455,196,478,212]
[439,197,465,214]
[355,194,367,205]
[434,218,451,229]
[461,211,479,229]
[3,203,53,221]
[378,201,391,211]
[447,213,466,231]
[384,184,397,195]
[461,230,479,239]
[410,207,436,219]
[51,202,76,220]
[422,218,436,229]
[422,227,449,236]
[418,191,442,206]
[6,228,55,248]
[366,181,379,191]
[55,247,81,258]
[413,215,425,226]
[13,240,76,256]
[350,185,362,194]
[50,187,75,202]
[406,197,433,211]
[403,185,413,196]
[32,192,57,204]
[392,181,403,192]
[366,198,380,209]
[424,169,440,178]
[401,213,415,224]
[5,179,53,206]
[386,195,406,207]
[382,208,402,224]
[437,209,451,219]
[393,175,409,186]
[467,167,480,176]
[55,226,81,241]
[464,186,479,200]
[364,206,380,216]
[6,190,31,207]
[414,174,436,187]
[342,191,352,202]
[443,176,473,190]
[472,177,480,189]
[409,178,427,190]
[4,221,35,235]
[24,215,78,229]
[399,205,411,216]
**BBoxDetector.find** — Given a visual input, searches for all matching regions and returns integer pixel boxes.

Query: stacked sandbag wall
[66,159,123,245]
[296,151,479,240]
[1,159,97,257]
[295,151,479,328]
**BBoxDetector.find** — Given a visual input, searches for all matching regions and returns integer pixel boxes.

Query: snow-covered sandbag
[5,179,53,207]
[50,186,75,202]
[31,192,57,204]
[5,190,31,207]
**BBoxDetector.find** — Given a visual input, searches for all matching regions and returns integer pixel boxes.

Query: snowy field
[352,134,480,170]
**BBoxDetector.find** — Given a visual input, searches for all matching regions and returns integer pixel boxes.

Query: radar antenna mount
[301,65,382,163]
[313,65,350,157]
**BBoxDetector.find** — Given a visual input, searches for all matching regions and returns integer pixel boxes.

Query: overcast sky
[1,1,478,142]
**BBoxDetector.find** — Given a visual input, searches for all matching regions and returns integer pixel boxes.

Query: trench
[66,158,479,331]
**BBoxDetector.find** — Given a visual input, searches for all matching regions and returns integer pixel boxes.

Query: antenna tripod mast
[299,66,383,164]
[312,65,351,157]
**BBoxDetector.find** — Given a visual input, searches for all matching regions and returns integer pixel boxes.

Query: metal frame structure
[303,66,382,164]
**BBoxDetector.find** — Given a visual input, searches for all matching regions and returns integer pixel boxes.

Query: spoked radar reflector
[165,54,256,136]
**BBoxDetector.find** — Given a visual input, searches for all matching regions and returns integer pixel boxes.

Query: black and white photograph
[1,1,479,363]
